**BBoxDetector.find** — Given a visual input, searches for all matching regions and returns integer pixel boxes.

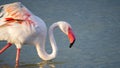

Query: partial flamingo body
[0,2,76,66]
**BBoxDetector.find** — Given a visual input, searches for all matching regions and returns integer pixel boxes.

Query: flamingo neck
[49,23,58,58]
[36,23,58,60]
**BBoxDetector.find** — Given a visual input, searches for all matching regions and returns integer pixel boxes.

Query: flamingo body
[0,2,76,66]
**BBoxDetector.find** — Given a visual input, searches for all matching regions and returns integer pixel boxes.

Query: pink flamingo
[0,2,76,65]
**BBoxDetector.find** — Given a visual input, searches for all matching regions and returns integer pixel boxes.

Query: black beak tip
[69,39,75,48]
[69,44,73,48]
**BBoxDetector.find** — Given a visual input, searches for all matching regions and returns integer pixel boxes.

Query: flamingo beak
[68,28,76,48]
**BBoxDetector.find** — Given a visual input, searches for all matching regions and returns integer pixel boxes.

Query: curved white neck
[36,23,58,60]
[49,23,58,57]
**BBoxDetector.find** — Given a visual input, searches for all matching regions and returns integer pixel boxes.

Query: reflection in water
[0,59,67,68]
[0,60,65,68]
[38,61,55,68]
[19,60,65,68]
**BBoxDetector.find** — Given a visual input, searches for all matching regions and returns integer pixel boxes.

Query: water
[0,0,120,68]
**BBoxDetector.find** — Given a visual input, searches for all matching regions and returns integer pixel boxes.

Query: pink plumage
[0,2,76,66]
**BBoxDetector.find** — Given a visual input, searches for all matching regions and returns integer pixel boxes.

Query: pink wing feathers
[0,2,35,26]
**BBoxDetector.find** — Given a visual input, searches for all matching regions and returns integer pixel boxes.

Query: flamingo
[0,2,76,65]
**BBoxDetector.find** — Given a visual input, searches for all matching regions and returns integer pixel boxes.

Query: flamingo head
[57,21,76,48]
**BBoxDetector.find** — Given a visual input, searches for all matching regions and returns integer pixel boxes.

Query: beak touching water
[68,27,76,48]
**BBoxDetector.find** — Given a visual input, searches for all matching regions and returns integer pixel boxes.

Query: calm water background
[0,0,120,68]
